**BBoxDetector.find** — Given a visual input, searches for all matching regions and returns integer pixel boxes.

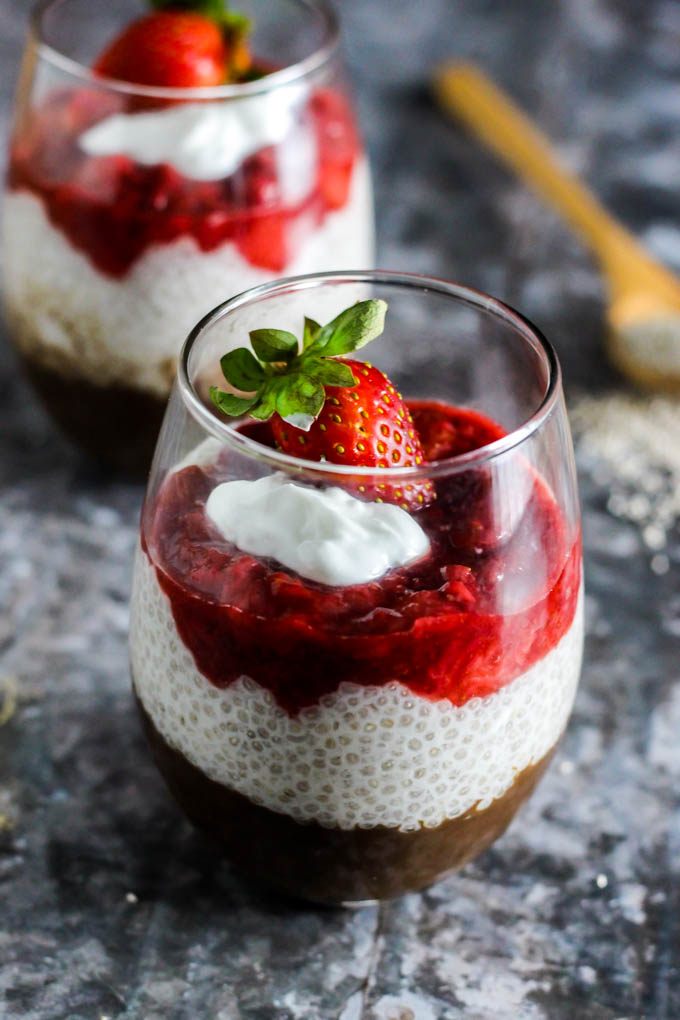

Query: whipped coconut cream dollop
[205,473,430,586]
[79,86,310,183]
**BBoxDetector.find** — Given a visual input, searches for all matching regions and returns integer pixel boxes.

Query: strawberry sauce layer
[144,402,581,717]
[7,86,359,277]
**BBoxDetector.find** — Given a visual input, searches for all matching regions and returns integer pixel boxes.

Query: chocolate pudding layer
[20,356,166,474]
[135,690,554,904]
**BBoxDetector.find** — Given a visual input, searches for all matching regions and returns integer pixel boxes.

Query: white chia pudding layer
[2,158,373,396]
[130,544,584,832]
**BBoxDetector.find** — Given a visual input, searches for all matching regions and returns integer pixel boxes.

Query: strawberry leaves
[303,317,322,349]
[304,357,357,387]
[209,299,388,431]
[149,0,252,48]
[276,375,326,426]
[219,349,265,391]
[211,390,258,417]
[249,329,298,363]
[307,300,387,357]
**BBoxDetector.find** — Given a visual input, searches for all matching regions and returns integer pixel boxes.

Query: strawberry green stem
[210,299,388,430]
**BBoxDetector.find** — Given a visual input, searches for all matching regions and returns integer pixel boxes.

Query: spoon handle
[433,63,641,274]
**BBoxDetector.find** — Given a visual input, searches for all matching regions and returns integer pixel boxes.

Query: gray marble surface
[2,0,680,1017]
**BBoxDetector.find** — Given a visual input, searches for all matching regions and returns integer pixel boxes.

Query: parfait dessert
[130,273,583,904]
[3,0,372,470]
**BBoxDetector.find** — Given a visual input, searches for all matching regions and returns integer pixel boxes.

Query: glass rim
[30,0,340,101]
[178,270,563,481]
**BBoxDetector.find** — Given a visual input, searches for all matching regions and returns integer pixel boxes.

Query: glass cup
[129,271,583,905]
[2,0,373,472]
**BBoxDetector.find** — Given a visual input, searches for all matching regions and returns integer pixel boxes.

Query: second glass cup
[2,0,373,471]
[130,271,583,905]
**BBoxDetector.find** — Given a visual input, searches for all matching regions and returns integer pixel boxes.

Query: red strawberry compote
[130,404,583,903]
[3,82,372,468]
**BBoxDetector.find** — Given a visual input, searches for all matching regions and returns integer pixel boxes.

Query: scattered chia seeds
[570,392,680,564]
[614,316,680,378]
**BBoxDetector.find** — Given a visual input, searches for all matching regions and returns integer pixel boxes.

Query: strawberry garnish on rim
[93,0,253,89]
[209,301,435,511]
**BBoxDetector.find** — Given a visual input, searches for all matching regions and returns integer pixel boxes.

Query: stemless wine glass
[129,271,583,905]
[2,0,373,472]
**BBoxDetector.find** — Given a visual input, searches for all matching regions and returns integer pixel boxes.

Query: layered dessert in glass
[130,272,583,904]
[3,0,373,470]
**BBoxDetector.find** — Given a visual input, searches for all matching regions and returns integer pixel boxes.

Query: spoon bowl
[433,62,680,390]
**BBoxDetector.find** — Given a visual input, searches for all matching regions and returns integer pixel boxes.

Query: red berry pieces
[409,401,506,461]
[309,89,359,209]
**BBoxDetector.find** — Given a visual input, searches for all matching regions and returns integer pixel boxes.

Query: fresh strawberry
[209,300,435,511]
[271,359,432,509]
[93,1,254,89]
[94,12,227,89]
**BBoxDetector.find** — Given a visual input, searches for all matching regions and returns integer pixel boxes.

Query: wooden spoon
[433,62,680,390]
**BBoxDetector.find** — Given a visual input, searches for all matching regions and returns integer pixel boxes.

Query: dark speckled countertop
[2,1,680,1017]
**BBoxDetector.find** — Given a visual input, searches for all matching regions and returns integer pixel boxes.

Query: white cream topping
[204,472,430,586]
[79,87,310,183]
